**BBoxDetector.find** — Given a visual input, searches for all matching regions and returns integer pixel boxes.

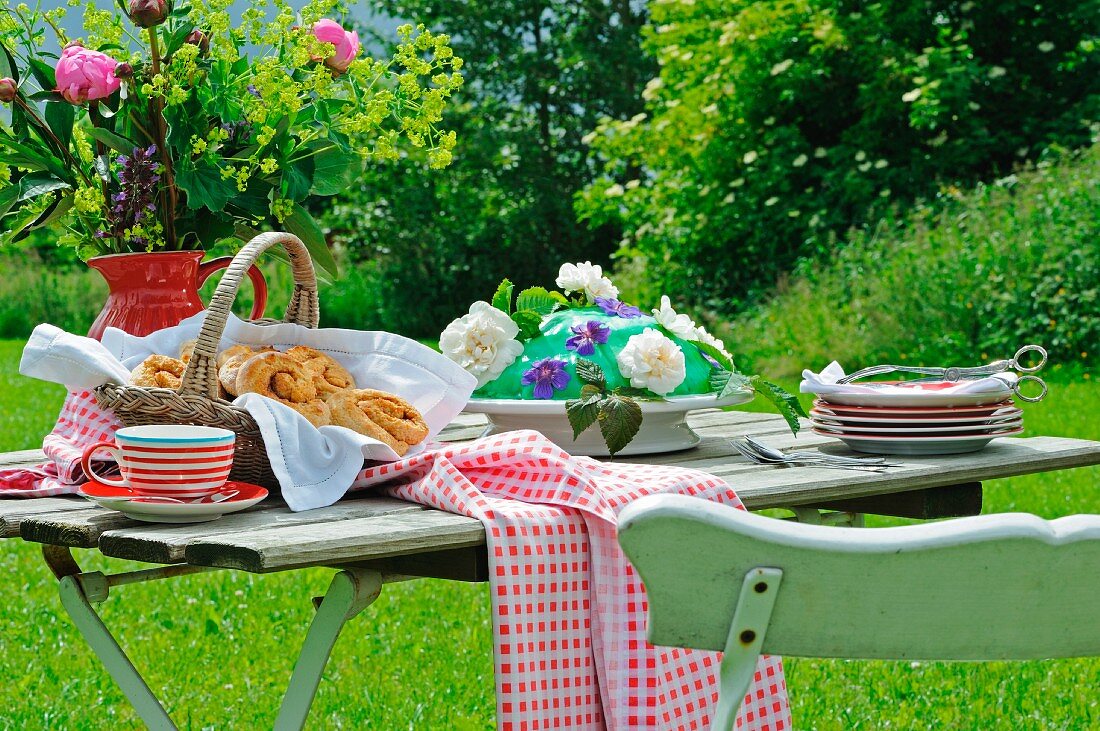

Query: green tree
[578,0,1100,313]
[322,1,654,337]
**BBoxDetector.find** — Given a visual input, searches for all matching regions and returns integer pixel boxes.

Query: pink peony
[55,44,121,104]
[0,77,16,103]
[311,19,360,74]
[128,0,168,28]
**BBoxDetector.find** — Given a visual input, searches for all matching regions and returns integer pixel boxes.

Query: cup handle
[80,442,128,488]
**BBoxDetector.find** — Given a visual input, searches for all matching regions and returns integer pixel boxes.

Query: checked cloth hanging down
[353,430,790,730]
[0,390,121,497]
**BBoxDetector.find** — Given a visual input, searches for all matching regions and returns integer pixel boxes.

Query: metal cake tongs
[835,344,1048,402]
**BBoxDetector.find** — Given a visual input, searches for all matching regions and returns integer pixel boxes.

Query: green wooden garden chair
[617,495,1100,730]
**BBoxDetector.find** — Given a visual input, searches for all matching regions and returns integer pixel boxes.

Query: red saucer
[80,479,267,503]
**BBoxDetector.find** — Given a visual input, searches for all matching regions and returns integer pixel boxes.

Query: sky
[52,1,400,56]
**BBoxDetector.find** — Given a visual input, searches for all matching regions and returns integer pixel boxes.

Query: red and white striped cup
[81,425,236,499]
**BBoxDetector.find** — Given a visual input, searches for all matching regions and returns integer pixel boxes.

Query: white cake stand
[464,391,754,457]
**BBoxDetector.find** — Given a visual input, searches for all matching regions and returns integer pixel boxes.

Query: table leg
[43,546,383,730]
[274,568,383,731]
[789,507,863,527]
[58,571,177,730]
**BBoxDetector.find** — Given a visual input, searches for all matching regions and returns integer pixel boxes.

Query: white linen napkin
[20,314,477,511]
[801,360,1017,396]
[19,323,133,389]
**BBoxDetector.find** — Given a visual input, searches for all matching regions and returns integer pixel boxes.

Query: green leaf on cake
[511,310,542,340]
[613,386,667,401]
[580,383,604,402]
[690,340,735,371]
[574,358,606,389]
[566,383,606,440]
[598,394,643,457]
[566,391,603,440]
[491,278,514,314]
[710,370,753,398]
[752,377,808,435]
[516,286,568,316]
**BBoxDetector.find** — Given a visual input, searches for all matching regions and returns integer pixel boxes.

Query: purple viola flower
[594,297,643,319]
[565,320,611,356]
[521,358,571,399]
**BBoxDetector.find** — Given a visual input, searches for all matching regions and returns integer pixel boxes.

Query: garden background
[0,0,1098,727]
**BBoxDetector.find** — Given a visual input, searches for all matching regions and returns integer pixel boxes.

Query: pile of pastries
[128,342,429,456]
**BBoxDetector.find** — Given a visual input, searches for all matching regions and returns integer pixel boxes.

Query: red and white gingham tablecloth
[353,430,790,730]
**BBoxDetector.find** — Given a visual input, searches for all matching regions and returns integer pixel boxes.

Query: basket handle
[180,232,320,400]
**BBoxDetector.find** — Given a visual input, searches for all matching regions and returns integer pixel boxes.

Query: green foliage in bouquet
[578,0,1100,311]
[0,0,463,276]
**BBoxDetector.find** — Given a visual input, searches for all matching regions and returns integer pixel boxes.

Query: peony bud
[185,29,210,55]
[115,62,134,80]
[128,0,169,28]
[55,45,121,104]
[0,78,16,104]
[311,19,360,74]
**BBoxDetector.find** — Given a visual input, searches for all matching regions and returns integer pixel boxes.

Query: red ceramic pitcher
[86,251,268,340]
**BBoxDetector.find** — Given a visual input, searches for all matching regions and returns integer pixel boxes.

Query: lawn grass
[0,339,1097,729]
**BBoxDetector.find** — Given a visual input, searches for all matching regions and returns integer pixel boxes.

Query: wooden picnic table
[3,408,1099,730]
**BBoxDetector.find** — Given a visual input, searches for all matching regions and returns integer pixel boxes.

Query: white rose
[616,329,687,396]
[694,325,734,362]
[651,295,697,340]
[439,301,524,388]
[585,275,619,301]
[555,261,620,302]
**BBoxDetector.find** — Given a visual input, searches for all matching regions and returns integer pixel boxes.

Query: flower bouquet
[441,262,806,456]
[0,0,462,271]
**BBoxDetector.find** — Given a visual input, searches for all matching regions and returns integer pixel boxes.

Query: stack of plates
[810,382,1023,455]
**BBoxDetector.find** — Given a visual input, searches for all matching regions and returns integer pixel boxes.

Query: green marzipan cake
[474,307,715,400]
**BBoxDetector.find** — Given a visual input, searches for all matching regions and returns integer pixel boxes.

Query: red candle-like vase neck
[86,251,207,340]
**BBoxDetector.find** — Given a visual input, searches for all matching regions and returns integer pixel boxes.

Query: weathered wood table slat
[2,407,1099,731]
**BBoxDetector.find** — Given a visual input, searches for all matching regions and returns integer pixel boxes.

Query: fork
[743,436,899,466]
[732,438,900,471]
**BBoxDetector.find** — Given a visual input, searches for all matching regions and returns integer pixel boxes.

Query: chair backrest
[618,495,1100,661]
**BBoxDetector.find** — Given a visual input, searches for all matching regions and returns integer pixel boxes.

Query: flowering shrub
[0,0,462,275]
[578,0,1099,312]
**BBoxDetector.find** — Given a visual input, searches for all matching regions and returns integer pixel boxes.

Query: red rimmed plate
[810,418,1023,435]
[811,425,1024,455]
[816,382,1014,408]
[78,480,268,523]
[809,406,1022,426]
[813,399,1017,417]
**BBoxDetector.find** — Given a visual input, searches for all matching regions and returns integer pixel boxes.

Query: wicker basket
[94,231,320,489]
